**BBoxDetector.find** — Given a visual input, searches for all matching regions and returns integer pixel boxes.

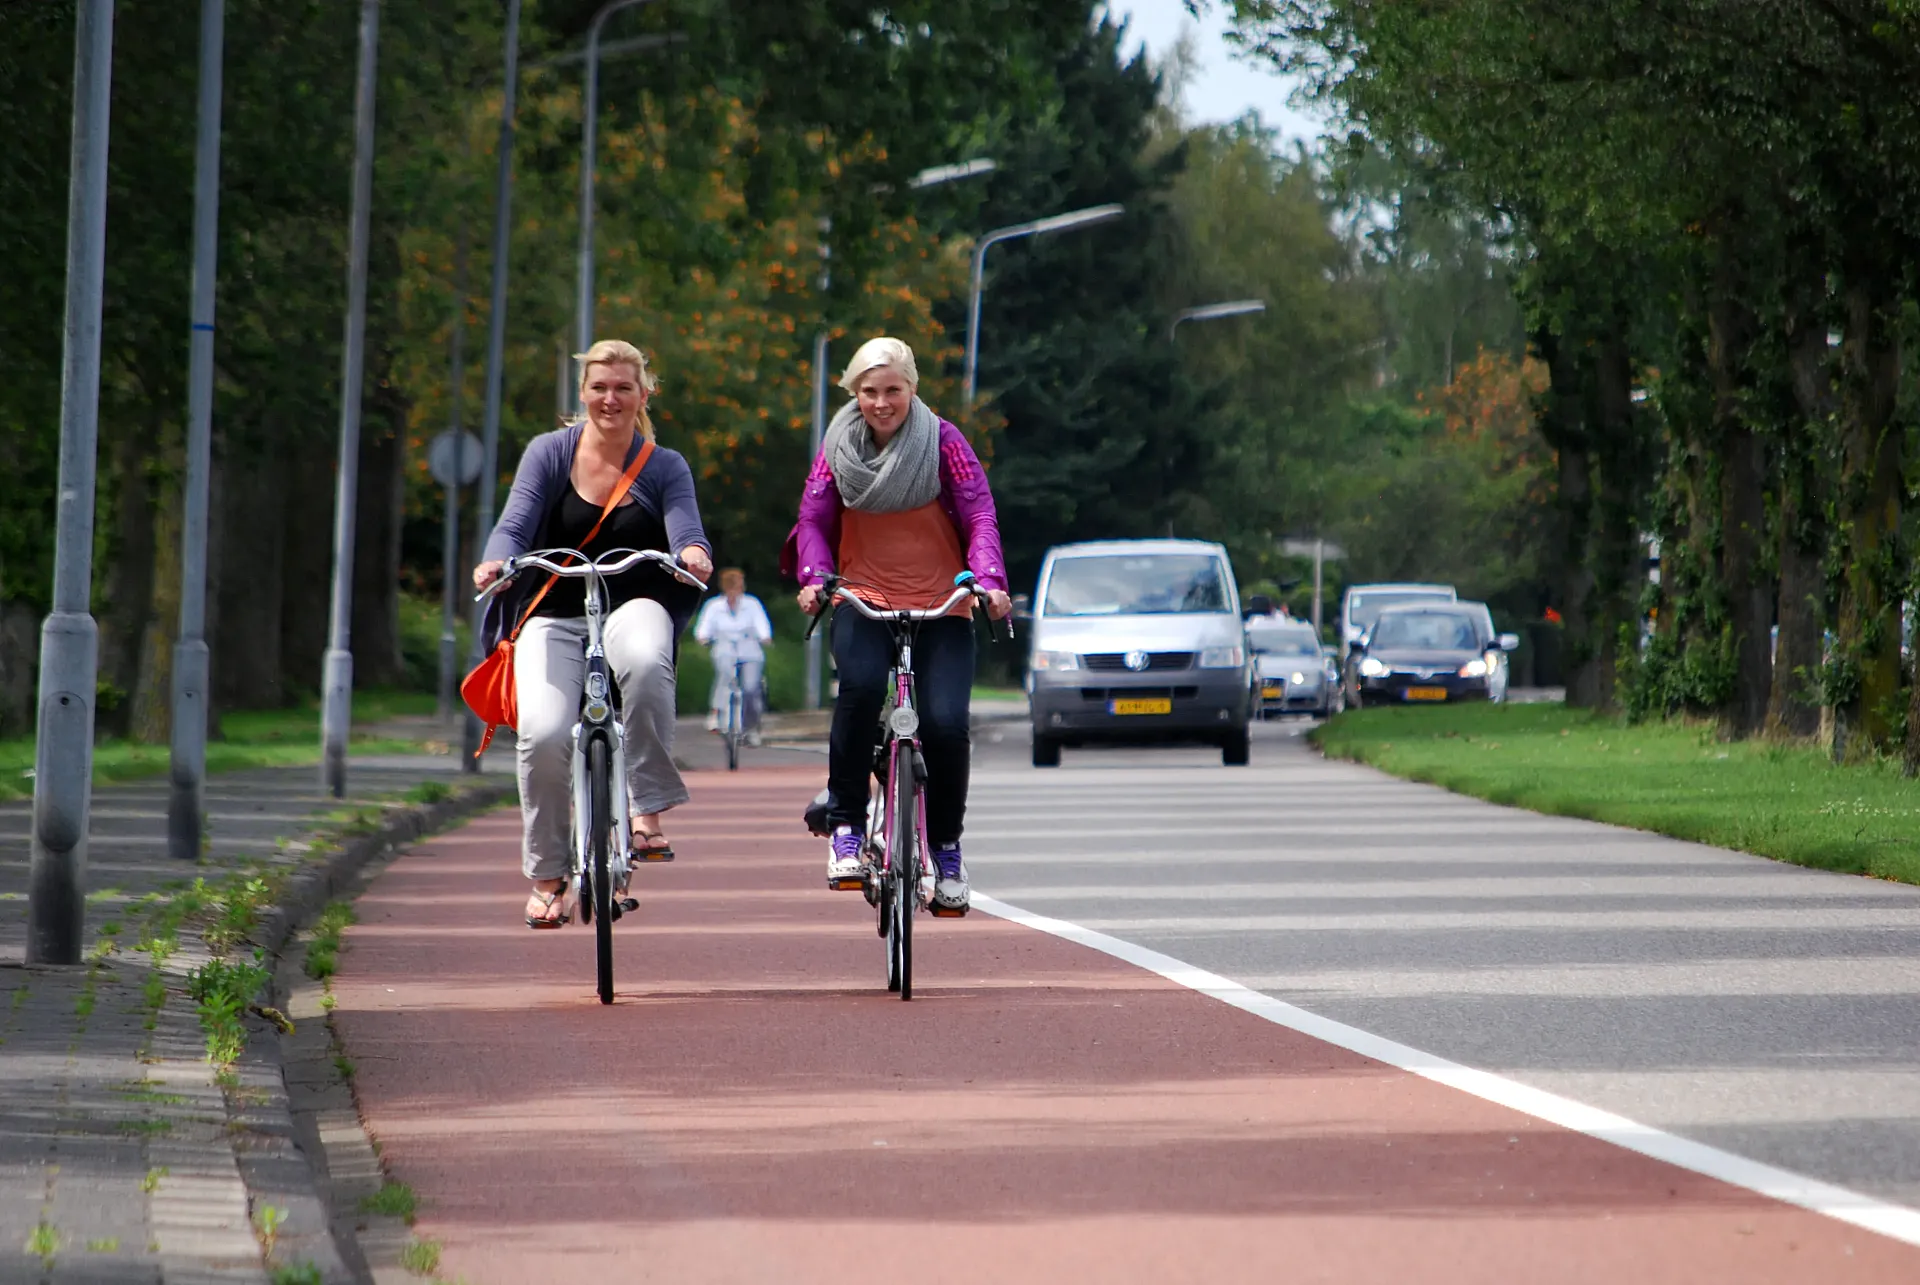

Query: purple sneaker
[930,842,969,914]
[826,826,865,890]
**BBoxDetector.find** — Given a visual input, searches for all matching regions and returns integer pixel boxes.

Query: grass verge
[1314,702,1920,886]
[0,689,437,803]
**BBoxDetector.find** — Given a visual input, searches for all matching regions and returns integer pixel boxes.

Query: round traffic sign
[428,430,484,488]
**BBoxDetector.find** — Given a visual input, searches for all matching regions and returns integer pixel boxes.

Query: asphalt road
[963,715,1920,1213]
[325,711,1920,1281]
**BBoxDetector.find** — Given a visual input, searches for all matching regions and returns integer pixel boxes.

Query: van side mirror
[1497,632,1520,652]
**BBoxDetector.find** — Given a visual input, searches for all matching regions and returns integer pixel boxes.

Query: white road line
[973,891,1920,1250]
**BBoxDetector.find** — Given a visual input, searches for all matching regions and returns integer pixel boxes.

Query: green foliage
[360,1181,418,1224]
[399,1236,442,1277]
[271,1264,324,1285]
[186,952,272,1068]
[304,901,357,982]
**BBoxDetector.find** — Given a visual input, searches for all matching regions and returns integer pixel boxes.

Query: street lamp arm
[963,203,1126,410]
[1169,298,1267,338]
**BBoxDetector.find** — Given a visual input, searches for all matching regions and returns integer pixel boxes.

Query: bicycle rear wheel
[725,688,741,771]
[587,735,615,1005]
[887,744,917,1001]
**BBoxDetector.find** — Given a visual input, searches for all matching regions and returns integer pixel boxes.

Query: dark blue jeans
[827,611,975,847]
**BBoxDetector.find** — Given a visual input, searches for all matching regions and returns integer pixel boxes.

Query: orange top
[841,502,971,618]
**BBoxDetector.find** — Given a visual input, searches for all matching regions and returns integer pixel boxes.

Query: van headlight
[1459,658,1491,677]
[1358,656,1388,677]
[1198,645,1245,668]
[1031,650,1079,671]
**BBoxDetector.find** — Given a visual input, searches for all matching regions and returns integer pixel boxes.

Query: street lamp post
[963,203,1123,412]
[460,0,523,769]
[28,0,115,964]
[318,0,381,799]
[1169,298,1266,339]
[574,0,657,388]
[167,0,224,861]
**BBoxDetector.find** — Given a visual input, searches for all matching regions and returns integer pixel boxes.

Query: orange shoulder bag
[461,440,654,755]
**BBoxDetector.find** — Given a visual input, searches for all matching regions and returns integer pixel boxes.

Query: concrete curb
[235,778,514,1284]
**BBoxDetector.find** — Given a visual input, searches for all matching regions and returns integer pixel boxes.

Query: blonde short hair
[839,336,918,394]
[574,338,659,441]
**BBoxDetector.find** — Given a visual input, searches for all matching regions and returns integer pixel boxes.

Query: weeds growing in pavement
[26,1220,57,1264]
[86,1237,119,1252]
[304,902,356,981]
[404,780,451,805]
[271,1263,324,1285]
[360,1181,417,1223]
[254,1204,288,1257]
[399,1235,441,1276]
[116,1119,173,1136]
[187,952,271,1067]
[141,1166,169,1194]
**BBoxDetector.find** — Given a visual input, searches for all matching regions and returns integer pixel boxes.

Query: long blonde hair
[573,338,658,442]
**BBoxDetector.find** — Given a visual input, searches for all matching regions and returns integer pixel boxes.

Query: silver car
[1250,619,1341,718]
[1026,540,1256,767]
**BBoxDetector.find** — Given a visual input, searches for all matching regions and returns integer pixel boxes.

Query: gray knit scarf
[823,395,942,513]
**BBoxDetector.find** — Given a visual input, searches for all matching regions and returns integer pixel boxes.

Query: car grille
[1079,686,1199,701]
[1082,652,1194,672]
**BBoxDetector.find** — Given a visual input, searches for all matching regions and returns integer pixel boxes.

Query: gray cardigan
[479,425,711,651]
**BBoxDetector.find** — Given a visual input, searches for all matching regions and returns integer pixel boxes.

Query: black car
[1349,604,1517,707]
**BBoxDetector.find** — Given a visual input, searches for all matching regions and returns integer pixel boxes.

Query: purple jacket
[786,419,1009,592]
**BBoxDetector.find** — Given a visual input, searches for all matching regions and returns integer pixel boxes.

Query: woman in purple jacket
[474,339,713,928]
[791,337,1010,914]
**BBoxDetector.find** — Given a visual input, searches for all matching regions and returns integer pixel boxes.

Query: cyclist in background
[474,339,713,928]
[785,336,1011,915]
[694,568,773,745]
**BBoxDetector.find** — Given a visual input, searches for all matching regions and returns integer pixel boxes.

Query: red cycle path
[333,767,1920,1284]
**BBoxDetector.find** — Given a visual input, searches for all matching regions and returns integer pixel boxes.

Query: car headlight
[1199,645,1245,668]
[1459,658,1490,678]
[1358,656,1388,677]
[1031,650,1079,671]
[1289,671,1306,685]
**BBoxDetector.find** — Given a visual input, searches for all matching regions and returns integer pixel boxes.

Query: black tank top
[530,484,680,619]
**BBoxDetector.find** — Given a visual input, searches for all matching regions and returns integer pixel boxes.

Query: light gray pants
[708,653,764,731]
[514,598,688,881]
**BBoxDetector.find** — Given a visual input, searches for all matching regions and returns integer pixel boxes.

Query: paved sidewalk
[0,733,512,1285]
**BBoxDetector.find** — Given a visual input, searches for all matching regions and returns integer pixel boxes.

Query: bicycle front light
[1198,645,1245,668]
[1031,650,1080,671]
[889,705,920,737]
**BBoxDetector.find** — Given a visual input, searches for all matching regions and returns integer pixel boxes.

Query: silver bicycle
[478,545,706,1005]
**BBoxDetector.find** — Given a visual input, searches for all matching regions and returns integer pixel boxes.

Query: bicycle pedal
[618,897,639,913]
[928,903,969,919]
[633,851,674,863]
[827,875,866,892]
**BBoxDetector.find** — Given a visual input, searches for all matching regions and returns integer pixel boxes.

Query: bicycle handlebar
[474,547,708,602]
[803,575,1011,643]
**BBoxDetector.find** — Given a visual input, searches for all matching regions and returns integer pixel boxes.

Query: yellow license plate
[1403,686,1448,701]
[1261,685,1282,699]
[1110,698,1173,715]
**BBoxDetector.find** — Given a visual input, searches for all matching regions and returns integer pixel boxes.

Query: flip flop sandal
[630,826,675,863]
[524,886,569,929]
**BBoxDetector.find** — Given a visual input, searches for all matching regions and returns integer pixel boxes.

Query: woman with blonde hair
[787,336,1011,915]
[474,340,714,927]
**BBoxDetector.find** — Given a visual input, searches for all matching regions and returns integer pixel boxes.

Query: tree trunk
[1587,325,1643,713]
[96,421,157,737]
[129,429,186,744]
[1767,289,1832,738]
[1833,273,1903,761]
[1708,276,1770,736]
[1535,327,1599,706]
[211,432,290,713]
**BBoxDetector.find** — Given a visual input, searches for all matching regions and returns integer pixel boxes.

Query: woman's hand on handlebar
[679,545,714,581]
[982,589,1012,621]
[796,584,826,616]
[473,560,506,592]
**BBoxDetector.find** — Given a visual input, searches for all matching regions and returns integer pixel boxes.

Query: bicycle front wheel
[725,689,742,771]
[888,744,917,1001]
[587,734,615,1005]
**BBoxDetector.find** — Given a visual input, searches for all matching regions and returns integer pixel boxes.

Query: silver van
[1025,539,1254,768]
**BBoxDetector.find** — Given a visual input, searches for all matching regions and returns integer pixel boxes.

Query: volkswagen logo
[1124,650,1150,672]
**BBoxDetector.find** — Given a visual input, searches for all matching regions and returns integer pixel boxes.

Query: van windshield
[1347,589,1453,632]
[1043,554,1232,616]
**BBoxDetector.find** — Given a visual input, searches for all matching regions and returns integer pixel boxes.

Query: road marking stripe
[973,892,1920,1249]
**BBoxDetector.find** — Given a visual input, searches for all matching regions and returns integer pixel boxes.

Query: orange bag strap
[504,439,655,644]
